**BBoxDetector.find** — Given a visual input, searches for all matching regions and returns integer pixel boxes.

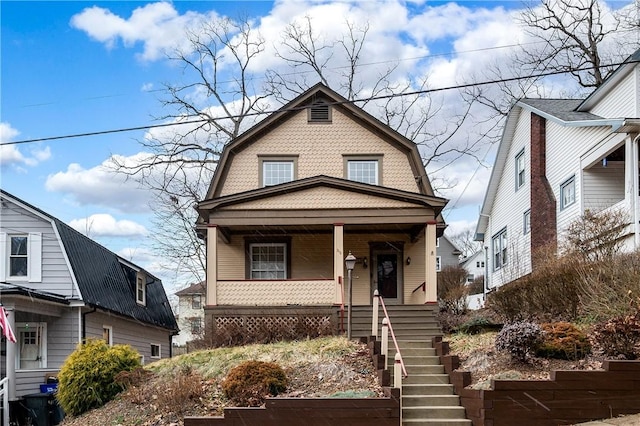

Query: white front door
[16,323,46,369]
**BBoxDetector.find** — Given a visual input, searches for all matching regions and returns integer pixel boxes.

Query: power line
[3,59,636,146]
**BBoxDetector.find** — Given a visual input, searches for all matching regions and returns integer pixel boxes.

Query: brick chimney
[530,112,557,268]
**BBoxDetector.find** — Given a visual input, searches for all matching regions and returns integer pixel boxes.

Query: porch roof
[0,283,70,305]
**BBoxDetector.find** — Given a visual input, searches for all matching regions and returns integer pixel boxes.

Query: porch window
[492,228,507,270]
[9,235,28,277]
[250,243,287,279]
[561,176,576,210]
[150,343,161,359]
[435,256,441,272]
[515,149,525,190]
[347,160,379,185]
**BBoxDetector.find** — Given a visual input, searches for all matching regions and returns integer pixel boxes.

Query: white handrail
[1,377,8,426]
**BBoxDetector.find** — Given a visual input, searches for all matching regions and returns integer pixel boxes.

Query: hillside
[60,337,382,426]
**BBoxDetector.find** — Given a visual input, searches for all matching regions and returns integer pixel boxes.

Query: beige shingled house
[196,84,447,337]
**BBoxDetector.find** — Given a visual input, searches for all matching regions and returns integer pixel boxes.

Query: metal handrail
[375,293,408,378]
[1,377,8,426]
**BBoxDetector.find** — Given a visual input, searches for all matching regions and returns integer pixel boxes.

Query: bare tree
[449,228,483,258]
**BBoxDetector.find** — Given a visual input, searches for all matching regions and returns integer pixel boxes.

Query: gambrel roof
[0,189,178,331]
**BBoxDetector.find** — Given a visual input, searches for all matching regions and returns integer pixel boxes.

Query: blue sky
[1,0,634,295]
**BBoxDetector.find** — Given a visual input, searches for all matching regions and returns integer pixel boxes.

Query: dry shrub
[536,322,590,360]
[155,367,206,414]
[437,266,469,315]
[468,276,484,295]
[590,302,640,359]
[222,361,287,406]
[563,208,628,262]
[495,321,543,362]
[487,250,582,322]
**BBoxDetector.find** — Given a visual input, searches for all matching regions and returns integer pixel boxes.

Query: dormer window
[308,102,331,123]
[259,156,298,187]
[344,155,383,185]
[136,272,146,305]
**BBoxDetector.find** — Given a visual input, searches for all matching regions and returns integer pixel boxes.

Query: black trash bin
[22,393,64,426]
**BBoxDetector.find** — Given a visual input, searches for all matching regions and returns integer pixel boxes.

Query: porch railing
[372,290,408,381]
[1,377,8,426]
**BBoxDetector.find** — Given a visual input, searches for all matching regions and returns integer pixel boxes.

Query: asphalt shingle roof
[519,98,603,122]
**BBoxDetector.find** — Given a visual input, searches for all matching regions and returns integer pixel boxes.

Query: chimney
[530,112,557,268]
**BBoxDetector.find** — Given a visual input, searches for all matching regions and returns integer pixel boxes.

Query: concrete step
[402,419,472,426]
[402,384,455,396]
[403,406,467,420]
[402,395,460,407]
[401,355,442,365]
[392,374,450,385]
[402,365,445,374]
[389,347,436,357]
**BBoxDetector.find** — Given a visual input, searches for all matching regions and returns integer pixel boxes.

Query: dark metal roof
[0,283,71,304]
[519,99,603,122]
[54,220,178,331]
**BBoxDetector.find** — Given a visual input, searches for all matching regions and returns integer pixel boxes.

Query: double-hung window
[192,294,202,310]
[250,243,287,279]
[560,176,576,210]
[347,160,378,185]
[136,273,146,306]
[515,149,525,190]
[259,156,297,187]
[9,235,28,277]
[523,210,531,234]
[492,228,507,270]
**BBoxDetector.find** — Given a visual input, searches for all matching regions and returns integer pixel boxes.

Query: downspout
[81,306,97,343]
[633,135,640,248]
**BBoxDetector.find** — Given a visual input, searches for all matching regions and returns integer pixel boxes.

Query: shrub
[536,322,590,360]
[222,360,288,406]
[591,309,640,359]
[437,266,469,315]
[57,339,141,416]
[458,315,500,335]
[495,321,543,362]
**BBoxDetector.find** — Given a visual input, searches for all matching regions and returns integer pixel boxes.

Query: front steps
[354,305,470,426]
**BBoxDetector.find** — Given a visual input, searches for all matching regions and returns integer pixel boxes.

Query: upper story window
[344,155,383,185]
[515,149,525,190]
[9,235,28,277]
[136,273,146,306]
[308,102,331,123]
[560,176,576,210]
[259,156,298,187]
[492,228,507,270]
[476,261,485,268]
[192,294,202,310]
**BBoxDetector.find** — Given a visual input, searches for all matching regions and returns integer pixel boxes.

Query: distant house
[196,83,448,336]
[460,251,486,309]
[173,281,205,346]
[436,235,462,272]
[0,189,178,404]
[476,49,640,290]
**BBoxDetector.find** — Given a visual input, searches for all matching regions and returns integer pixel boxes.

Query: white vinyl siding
[590,68,637,118]
[582,160,625,212]
[523,210,531,234]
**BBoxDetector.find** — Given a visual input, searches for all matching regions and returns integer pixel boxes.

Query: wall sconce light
[362,257,368,269]
[406,256,411,265]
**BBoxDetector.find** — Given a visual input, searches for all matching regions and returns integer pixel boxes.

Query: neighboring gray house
[0,189,178,406]
[435,235,462,272]
[173,281,205,346]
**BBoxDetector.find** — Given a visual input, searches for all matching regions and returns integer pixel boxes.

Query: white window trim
[190,317,203,334]
[560,176,576,210]
[1,233,42,282]
[192,294,202,310]
[150,343,161,359]
[259,156,298,187]
[250,243,288,279]
[515,149,525,190]
[492,228,508,271]
[16,322,47,370]
[523,209,531,234]
[136,273,146,306]
[347,160,379,185]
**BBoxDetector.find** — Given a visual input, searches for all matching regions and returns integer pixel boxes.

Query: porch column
[424,221,438,304]
[334,224,345,305]
[206,225,218,306]
[632,135,640,248]
[5,306,15,400]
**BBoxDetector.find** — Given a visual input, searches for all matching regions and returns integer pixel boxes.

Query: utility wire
[4,59,637,146]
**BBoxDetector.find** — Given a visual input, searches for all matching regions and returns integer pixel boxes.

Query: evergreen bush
[495,321,543,362]
[536,322,590,360]
[57,339,141,416]
[222,360,287,406]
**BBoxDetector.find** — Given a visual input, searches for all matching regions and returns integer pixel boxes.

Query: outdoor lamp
[345,252,356,271]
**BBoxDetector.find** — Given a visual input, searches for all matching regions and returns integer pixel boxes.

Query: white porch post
[206,225,218,306]
[424,222,438,304]
[6,306,15,400]
[334,224,345,305]
[632,136,640,248]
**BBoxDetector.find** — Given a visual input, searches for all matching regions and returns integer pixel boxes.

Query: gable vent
[308,103,331,122]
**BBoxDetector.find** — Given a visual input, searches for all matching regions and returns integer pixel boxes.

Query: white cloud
[69,214,148,237]
[0,122,51,167]
[141,82,154,91]
[45,154,154,213]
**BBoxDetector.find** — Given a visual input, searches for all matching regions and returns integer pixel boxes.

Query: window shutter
[0,233,6,282]
[28,232,42,282]
[309,103,330,122]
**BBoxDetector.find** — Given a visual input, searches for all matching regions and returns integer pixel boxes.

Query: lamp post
[345,251,356,339]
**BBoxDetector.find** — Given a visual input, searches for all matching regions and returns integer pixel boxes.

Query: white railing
[1,377,8,426]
